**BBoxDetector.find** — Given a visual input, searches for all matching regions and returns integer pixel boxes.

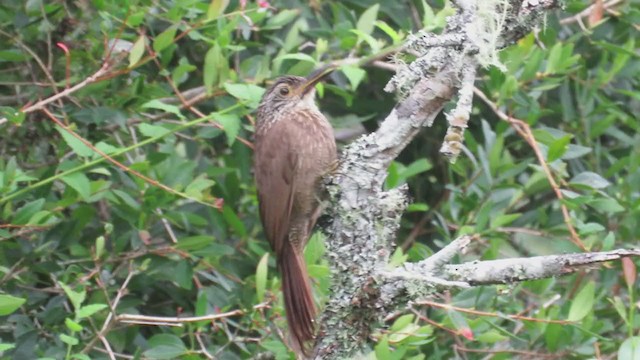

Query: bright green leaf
[204,44,223,92]
[357,4,379,36]
[55,126,94,157]
[65,318,83,332]
[59,334,79,346]
[256,253,269,302]
[223,83,265,109]
[58,282,86,311]
[341,65,366,90]
[0,295,26,316]
[547,135,571,162]
[391,314,415,332]
[207,0,229,20]
[61,172,92,200]
[128,35,146,67]
[274,53,317,64]
[214,113,241,145]
[568,281,595,321]
[546,43,563,74]
[618,337,640,360]
[0,343,15,353]
[153,25,178,53]
[76,304,108,319]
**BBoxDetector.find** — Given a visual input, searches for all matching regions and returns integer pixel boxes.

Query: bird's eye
[279,86,290,96]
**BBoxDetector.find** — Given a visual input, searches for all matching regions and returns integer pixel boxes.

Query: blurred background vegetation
[0,0,638,359]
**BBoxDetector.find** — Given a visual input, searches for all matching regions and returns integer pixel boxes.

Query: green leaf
[95,235,105,258]
[65,318,83,332]
[391,314,415,332]
[76,304,108,319]
[570,171,610,189]
[59,334,79,346]
[545,43,563,74]
[568,281,594,321]
[256,253,269,302]
[357,4,379,36]
[562,144,592,160]
[341,65,366,90]
[55,125,94,157]
[207,0,229,20]
[61,172,92,200]
[0,343,15,353]
[350,29,380,53]
[58,282,86,311]
[140,100,184,120]
[204,44,223,92]
[265,9,300,28]
[388,248,407,268]
[153,25,178,53]
[144,334,187,360]
[223,83,265,109]
[174,260,193,290]
[547,135,571,162]
[589,198,625,214]
[274,53,317,64]
[611,296,629,325]
[185,175,216,199]
[476,330,509,343]
[138,123,172,138]
[0,49,28,61]
[222,205,247,236]
[491,213,522,228]
[71,354,91,360]
[375,336,392,359]
[128,35,146,68]
[0,294,26,316]
[400,158,433,179]
[12,199,45,224]
[389,323,420,344]
[618,337,640,360]
[375,20,401,43]
[214,113,241,146]
[176,235,215,251]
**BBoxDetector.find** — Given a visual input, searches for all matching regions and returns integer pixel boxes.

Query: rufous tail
[279,244,316,356]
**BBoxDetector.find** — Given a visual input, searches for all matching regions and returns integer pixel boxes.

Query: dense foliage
[0,0,638,359]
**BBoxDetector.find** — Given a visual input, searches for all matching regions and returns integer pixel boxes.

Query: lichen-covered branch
[442,248,640,285]
[311,1,590,358]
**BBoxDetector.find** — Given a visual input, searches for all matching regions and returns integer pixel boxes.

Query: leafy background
[0,0,638,359]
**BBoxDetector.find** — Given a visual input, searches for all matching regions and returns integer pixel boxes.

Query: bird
[254,68,337,356]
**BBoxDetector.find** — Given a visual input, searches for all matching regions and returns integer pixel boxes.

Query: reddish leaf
[459,327,474,340]
[588,0,604,27]
[622,258,637,288]
[56,42,70,54]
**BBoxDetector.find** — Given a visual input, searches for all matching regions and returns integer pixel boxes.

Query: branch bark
[311,0,639,358]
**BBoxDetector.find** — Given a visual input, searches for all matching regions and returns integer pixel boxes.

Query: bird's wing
[254,121,297,257]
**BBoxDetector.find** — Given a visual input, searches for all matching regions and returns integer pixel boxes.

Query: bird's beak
[299,65,335,96]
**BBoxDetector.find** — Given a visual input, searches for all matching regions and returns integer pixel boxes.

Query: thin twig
[116,309,244,326]
[196,332,215,360]
[559,0,623,25]
[81,263,136,355]
[0,62,110,125]
[417,299,574,324]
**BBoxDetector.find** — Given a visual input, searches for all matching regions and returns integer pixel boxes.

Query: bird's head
[257,66,334,122]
